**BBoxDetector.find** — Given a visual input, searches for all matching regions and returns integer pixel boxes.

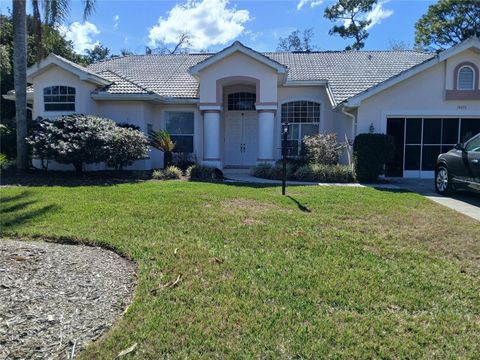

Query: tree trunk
[74,162,83,173]
[164,151,173,168]
[13,0,28,171]
[32,0,44,62]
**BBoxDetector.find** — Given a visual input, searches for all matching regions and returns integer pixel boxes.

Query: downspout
[341,105,356,165]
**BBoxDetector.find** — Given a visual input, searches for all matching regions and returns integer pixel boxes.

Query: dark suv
[435,133,480,195]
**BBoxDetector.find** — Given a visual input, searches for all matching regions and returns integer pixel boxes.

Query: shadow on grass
[287,196,312,213]
[1,190,58,228]
[1,200,38,213]
[368,187,413,194]
[0,191,33,202]
[1,170,150,187]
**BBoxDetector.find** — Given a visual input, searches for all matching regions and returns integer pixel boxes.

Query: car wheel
[435,165,453,195]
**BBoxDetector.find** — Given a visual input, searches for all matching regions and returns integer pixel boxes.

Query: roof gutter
[282,80,328,87]
[2,91,34,104]
[90,92,199,104]
[341,105,357,165]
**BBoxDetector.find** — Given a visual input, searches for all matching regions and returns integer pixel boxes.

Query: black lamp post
[281,123,289,195]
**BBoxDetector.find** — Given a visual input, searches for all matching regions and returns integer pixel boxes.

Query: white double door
[225,112,258,167]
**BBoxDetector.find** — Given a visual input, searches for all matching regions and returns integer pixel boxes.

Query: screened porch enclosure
[386,117,480,178]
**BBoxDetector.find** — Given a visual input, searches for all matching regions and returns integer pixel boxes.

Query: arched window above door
[227,92,256,111]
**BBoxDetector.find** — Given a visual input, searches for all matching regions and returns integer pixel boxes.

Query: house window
[281,101,321,156]
[457,66,475,90]
[165,111,194,153]
[227,92,256,111]
[43,86,75,111]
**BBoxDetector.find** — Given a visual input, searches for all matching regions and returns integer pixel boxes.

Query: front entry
[225,112,258,167]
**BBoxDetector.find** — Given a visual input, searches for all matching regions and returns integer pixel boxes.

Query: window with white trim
[281,101,320,156]
[457,66,475,90]
[227,92,256,111]
[43,86,75,111]
[165,111,194,153]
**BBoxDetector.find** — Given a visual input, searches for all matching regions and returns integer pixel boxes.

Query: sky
[1,0,436,55]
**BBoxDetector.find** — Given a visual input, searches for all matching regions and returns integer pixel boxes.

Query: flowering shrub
[106,127,149,170]
[28,115,149,172]
[302,133,344,165]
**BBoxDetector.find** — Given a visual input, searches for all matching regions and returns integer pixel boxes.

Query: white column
[202,110,222,168]
[257,110,275,163]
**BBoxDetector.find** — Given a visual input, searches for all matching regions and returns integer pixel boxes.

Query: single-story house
[5,37,480,178]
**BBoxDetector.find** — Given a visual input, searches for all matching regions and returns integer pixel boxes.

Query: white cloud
[342,1,393,29]
[365,2,393,29]
[59,22,100,54]
[244,30,263,42]
[297,0,323,11]
[113,15,120,30]
[148,0,250,50]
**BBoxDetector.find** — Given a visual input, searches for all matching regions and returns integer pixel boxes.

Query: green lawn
[1,181,479,359]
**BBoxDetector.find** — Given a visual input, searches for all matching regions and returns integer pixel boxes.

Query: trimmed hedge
[187,164,223,181]
[353,133,394,182]
[252,162,355,183]
[252,163,295,180]
[294,164,355,183]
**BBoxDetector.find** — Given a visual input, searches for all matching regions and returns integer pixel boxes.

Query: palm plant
[32,0,96,61]
[150,130,176,168]
[12,0,96,170]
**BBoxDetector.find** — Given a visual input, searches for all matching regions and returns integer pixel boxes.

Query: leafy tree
[415,0,480,51]
[85,43,110,63]
[1,14,85,160]
[120,48,134,56]
[31,0,96,61]
[277,29,316,52]
[324,0,377,50]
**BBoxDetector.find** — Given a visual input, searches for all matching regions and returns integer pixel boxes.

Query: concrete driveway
[391,178,480,222]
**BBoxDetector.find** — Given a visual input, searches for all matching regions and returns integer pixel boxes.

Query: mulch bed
[0,239,136,359]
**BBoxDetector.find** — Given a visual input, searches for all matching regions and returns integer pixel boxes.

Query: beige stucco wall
[445,49,480,90]
[96,102,199,169]
[32,65,98,119]
[356,56,480,135]
[276,86,352,162]
[198,52,278,103]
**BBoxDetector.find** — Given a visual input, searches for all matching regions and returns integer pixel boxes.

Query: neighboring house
[5,37,480,178]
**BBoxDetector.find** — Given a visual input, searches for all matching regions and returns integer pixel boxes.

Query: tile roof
[265,51,434,103]
[87,50,434,104]
[95,70,150,94]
